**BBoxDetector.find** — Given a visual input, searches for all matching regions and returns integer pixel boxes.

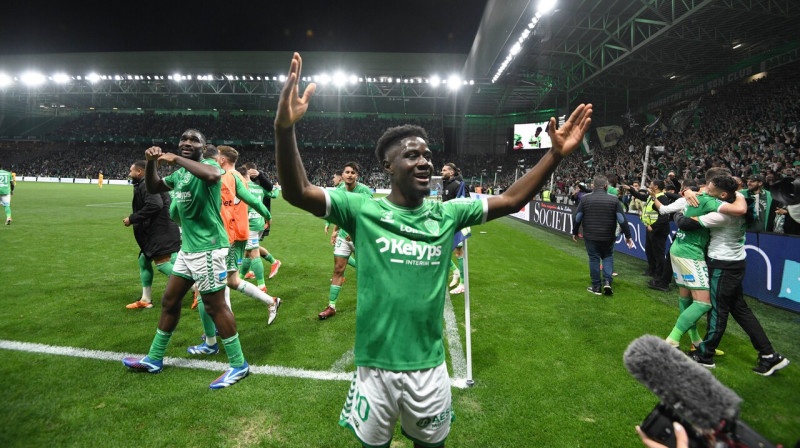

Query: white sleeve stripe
[480,197,489,225]
[322,188,332,219]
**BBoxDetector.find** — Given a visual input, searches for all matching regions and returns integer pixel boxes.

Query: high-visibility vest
[542,190,551,202]
[641,192,665,225]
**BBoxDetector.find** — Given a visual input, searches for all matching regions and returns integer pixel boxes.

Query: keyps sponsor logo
[375,236,442,261]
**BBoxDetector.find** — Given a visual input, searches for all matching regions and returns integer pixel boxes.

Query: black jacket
[573,190,632,241]
[442,175,469,202]
[129,178,181,259]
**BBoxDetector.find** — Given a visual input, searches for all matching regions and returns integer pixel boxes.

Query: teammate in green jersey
[0,163,15,225]
[122,129,251,389]
[274,53,592,448]
[318,161,372,320]
[242,162,282,279]
[238,165,269,291]
[654,168,747,350]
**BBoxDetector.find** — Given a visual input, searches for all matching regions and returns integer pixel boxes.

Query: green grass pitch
[1,182,798,447]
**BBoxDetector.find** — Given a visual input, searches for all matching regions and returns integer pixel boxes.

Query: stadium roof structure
[0,0,798,119]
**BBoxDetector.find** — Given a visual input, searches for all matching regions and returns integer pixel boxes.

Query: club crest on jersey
[424,219,440,236]
[381,211,394,223]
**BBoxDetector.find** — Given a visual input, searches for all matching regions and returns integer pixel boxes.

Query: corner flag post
[463,236,474,387]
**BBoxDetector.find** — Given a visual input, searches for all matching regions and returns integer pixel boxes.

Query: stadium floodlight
[86,73,100,83]
[510,42,522,56]
[332,71,346,87]
[349,75,358,84]
[732,43,742,49]
[430,75,441,87]
[538,0,556,15]
[21,71,46,86]
[669,75,677,79]
[0,73,12,87]
[279,74,287,82]
[172,73,181,81]
[447,75,461,91]
[319,74,331,85]
[53,73,70,84]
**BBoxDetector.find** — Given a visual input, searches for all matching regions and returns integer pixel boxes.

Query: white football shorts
[333,233,355,258]
[671,254,709,290]
[338,363,453,447]
[246,230,263,250]
[172,248,229,294]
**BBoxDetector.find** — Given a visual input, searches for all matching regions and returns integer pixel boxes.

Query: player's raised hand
[548,103,593,158]
[145,146,163,161]
[275,52,317,129]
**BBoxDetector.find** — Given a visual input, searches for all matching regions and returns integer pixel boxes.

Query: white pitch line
[444,293,470,389]
[0,340,352,381]
[330,347,355,373]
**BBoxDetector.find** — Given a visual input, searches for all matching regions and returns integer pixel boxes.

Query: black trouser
[644,225,668,275]
[654,246,673,286]
[699,259,774,357]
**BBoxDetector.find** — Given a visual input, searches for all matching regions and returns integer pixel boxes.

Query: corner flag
[453,181,472,249]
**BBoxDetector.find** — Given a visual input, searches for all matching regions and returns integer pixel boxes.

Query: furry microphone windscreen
[623,335,742,430]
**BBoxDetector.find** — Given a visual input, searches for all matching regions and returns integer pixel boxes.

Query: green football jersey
[163,159,228,253]
[246,180,266,231]
[325,189,487,371]
[0,170,11,195]
[335,182,373,239]
[669,194,722,260]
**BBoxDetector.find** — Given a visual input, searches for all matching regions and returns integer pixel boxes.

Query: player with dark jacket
[123,160,181,309]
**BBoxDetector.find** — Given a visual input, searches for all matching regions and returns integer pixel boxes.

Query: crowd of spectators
[552,62,800,201]
[2,61,798,230]
[47,113,444,148]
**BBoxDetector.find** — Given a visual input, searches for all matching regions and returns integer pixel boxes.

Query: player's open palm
[549,103,593,158]
[275,52,317,129]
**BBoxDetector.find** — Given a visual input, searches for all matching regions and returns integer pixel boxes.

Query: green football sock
[347,256,357,268]
[138,254,154,287]
[147,328,172,361]
[155,260,173,277]
[457,257,464,278]
[239,257,252,277]
[668,301,712,342]
[263,253,276,264]
[196,297,218,341]
[251,257,265,287]
[4,205,10,219]
[679,296,701,343]
[450,259,458,272]
[328,285,342,306]
[222,333,245,367]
